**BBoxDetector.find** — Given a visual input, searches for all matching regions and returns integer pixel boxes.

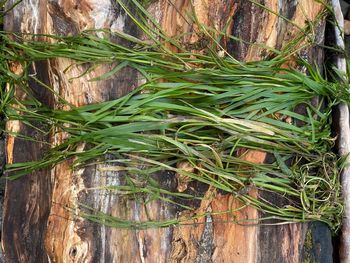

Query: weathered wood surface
[2,0,334,262]
[329,1,350,262]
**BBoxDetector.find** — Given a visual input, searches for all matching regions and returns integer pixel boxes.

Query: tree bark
[2,0,334,262]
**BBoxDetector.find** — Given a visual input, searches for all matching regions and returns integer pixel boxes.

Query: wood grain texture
[2,0,333,262]
[329,1,350,262]
[3,2,53,260]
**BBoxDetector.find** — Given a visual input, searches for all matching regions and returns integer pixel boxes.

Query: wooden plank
[2,0,334,262]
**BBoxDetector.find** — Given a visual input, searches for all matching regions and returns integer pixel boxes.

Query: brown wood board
[2,0,334,262]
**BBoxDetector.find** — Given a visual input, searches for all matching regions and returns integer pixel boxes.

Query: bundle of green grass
[1,0,348,232]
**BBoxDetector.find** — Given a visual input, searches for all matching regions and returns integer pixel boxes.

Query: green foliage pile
[0,0,348,231]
